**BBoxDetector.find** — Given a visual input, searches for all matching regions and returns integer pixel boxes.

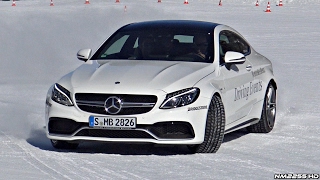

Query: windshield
[92,29,214,63]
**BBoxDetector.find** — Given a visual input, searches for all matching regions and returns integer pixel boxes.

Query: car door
[218,30,255,125]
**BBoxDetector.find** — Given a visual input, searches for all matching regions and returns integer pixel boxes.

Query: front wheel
[247,83,276,133]
[50,140,79,149]
[188,95,225,153]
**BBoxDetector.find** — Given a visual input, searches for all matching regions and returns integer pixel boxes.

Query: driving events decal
[234,80,263,101]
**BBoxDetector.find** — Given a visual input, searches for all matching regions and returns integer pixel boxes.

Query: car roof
[119,20,220,33]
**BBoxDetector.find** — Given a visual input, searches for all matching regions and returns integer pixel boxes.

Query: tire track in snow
[1,130,146,179]
[0,131,76,180]
[74,158,149,180]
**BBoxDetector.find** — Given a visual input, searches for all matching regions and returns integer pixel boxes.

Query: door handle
[246,65,252,71]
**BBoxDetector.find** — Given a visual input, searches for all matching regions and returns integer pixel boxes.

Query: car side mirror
[224,51,245,64]
[77,49,92,62]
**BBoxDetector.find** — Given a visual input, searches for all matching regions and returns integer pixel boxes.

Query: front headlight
[160,87,200,109]
[51,83,73,106]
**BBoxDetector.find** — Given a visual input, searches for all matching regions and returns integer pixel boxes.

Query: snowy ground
[0,0,320,179]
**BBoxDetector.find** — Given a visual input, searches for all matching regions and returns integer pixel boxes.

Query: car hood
[59,60,214,94]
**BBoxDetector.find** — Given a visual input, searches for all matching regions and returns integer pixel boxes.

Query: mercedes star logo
[104,96,122,114]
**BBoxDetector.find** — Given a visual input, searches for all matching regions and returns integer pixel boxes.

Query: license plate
[89,116,136,129]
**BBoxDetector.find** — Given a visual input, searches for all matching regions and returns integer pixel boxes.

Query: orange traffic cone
[255,0,259,6]
[219,0,222,6]
[184,0,189,4]
[265,2,271,12]
[50,0,54,6]
[85,0,90,4]
[278,0,283,6]
[12,0,16,6]
[116,0,120,3]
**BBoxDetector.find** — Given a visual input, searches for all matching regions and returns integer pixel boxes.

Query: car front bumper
[45,95,211,145]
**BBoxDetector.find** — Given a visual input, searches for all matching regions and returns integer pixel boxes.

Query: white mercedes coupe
[45,20,277,153]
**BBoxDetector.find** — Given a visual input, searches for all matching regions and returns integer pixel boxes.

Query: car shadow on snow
[26,127,250,155]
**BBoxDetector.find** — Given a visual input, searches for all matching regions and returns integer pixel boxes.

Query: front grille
[75,93,157,115]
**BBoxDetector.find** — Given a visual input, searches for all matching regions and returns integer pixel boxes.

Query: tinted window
[92,29,214,63]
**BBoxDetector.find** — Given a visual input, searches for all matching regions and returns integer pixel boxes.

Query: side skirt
[224,118,259,134]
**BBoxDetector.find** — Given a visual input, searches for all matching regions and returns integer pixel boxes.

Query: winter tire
[247,83,276,133]
[188,95,225,153]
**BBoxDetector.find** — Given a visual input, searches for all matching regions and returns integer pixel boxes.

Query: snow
[1,0,320,179]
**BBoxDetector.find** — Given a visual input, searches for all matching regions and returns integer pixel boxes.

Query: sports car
[45,20,277,153]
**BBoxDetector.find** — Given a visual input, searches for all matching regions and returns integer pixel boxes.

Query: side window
[219,30,250,56]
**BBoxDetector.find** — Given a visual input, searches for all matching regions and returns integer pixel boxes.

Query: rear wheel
[247,83,276,133]
[50,140,79,149]
[188,95,225,153]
